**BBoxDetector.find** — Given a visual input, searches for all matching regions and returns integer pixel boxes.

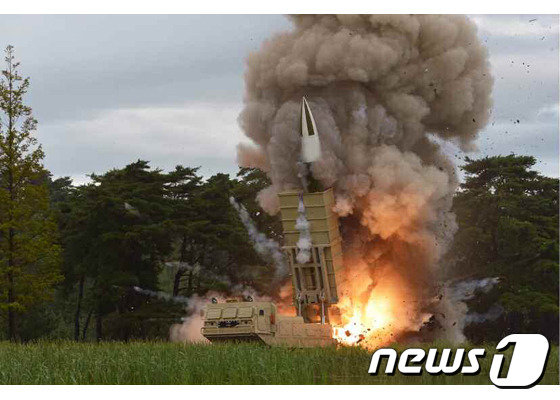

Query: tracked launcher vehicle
[201,98,343,347]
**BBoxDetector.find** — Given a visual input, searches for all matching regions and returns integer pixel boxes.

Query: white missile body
[300,97,322,163]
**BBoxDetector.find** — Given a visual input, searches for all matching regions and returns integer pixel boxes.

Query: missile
[299,97,323,192]
[300,97,321,163]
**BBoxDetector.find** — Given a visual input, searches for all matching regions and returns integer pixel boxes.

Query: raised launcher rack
[278,188,343,323]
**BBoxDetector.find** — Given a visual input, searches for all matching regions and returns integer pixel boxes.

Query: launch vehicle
[201,98,343,346]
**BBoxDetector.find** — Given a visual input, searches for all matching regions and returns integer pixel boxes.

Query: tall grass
[0,341,557,385]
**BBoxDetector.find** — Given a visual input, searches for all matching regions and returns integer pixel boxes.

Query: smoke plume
[237,15,492,343]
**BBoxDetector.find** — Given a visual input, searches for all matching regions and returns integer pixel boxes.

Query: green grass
[0,341,557,384]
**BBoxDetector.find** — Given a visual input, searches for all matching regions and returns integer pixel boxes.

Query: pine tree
[449,155,559,342]
[0,45,62,340]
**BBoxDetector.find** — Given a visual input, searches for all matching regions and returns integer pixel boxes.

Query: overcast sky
[0,14,557,184]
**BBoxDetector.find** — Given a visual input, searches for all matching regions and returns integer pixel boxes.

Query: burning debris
[237,14,493,348]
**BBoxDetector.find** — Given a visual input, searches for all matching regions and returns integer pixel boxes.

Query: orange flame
[332,293,395,348]
[276,260,425,350]
[331,259,422,349]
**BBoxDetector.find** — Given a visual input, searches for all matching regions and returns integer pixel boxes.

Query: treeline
[4,160,280,341]
[0,46,558,343]
[48,163,279,342]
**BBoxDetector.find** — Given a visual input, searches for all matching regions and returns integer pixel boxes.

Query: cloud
[466,14,559,177]
[37,102,247,183]
[472,14,559,38]
[0,14,292,120]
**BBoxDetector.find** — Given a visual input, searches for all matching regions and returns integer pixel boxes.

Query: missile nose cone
[301,97,316,137]
[300,97,321,163]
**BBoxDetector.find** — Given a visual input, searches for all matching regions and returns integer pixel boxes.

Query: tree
[165,165,205,296]
[449,155,559,342]
[166,172,248,296]
[230,167,283,294]
[54,164,285,340]
[165,168,281,298]
[0,45,62,340]
[232,167,282,243]
[63,160,175,341]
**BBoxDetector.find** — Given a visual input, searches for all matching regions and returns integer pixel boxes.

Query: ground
[0,341,557,384]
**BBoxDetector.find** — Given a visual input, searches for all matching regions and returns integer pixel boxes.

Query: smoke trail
[237,14,493,342]
[133,286,191,305]
[229,197,288,278]
[164,261,196,272]
[448,277,500,302]
[295,196,312,263]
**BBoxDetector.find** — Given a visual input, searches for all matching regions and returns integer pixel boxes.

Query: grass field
[0,341,557,385]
